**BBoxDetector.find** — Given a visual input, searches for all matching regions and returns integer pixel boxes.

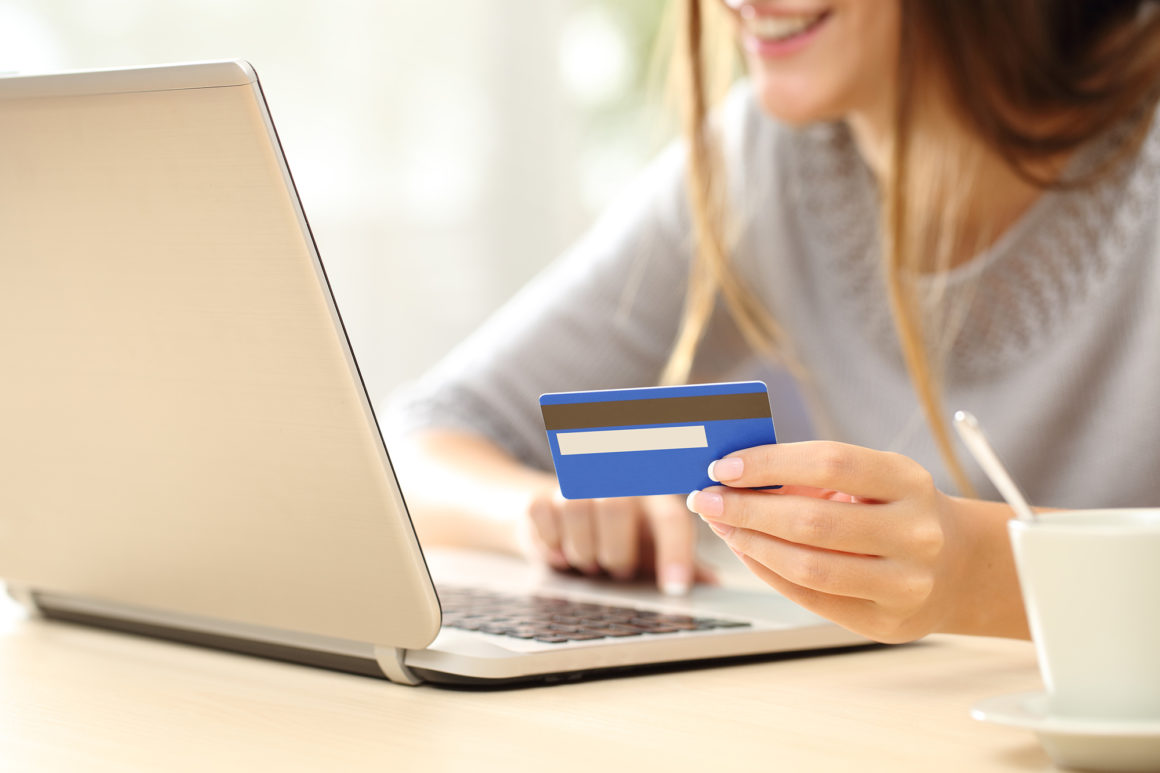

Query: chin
[750,76,844,127]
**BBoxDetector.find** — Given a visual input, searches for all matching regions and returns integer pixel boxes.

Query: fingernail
[686,489,723,518]
[708,457,744,482]
[661,564,692,596]
[705,520,734,539]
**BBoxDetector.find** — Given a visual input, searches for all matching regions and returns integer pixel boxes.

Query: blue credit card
[540,381,777,499]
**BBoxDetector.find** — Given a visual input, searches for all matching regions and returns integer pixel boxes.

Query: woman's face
[721,0,901,127]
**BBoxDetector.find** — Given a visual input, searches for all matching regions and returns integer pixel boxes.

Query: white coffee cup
[1008,509,1160,720]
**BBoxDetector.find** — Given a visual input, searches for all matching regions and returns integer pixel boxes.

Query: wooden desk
[0,591,1051,772]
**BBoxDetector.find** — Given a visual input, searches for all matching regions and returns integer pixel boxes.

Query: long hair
[668,0,1160,495]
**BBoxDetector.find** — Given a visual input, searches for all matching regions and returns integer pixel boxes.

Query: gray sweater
[390,87,1160,509]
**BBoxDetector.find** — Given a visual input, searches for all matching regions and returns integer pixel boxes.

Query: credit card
[540,381,777,499]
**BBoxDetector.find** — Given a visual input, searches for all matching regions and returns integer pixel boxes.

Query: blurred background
[0,0,674,407]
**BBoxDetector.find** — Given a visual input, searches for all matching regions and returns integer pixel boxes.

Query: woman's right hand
[521,485,713,595]
[395,428,711,595]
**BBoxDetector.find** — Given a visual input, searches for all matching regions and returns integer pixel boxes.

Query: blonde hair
[665,0,1160,496]
[658,0,799,387]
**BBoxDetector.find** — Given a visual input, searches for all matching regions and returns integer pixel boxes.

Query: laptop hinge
[4,584,39,613]
[374,645,422,686]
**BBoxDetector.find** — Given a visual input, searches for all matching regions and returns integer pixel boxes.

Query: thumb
[643,495,697,596]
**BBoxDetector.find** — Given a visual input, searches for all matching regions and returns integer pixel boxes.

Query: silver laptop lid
[0,60,440,650]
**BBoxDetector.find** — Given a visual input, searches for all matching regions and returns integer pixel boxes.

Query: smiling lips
[743,10,828,40]
[729,4,832,55]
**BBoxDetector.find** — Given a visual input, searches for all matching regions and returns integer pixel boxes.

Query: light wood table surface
[0,589,1055,772]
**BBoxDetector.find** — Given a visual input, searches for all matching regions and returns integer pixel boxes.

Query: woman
[389,0,1160,643]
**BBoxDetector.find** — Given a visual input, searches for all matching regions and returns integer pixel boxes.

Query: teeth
[743,12,824,41]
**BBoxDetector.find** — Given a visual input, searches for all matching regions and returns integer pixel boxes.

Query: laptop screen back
[0,61,439,649]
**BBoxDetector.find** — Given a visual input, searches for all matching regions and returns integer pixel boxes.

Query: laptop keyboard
[438,586,751,644]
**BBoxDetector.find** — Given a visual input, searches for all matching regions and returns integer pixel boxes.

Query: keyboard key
[438,586,751,643]
[587,627,643,637]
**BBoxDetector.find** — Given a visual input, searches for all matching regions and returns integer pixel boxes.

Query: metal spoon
[952,410,1036,522]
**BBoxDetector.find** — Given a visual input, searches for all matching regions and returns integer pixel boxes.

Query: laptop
[0,60,869,686]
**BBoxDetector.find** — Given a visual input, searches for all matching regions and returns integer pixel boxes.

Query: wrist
[939,496,1030,639]
[396,429,558,556]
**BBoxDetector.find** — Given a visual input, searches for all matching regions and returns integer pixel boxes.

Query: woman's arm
[387,88,787,593]
[937,495,1029,638]
[393,428,557,556]
[685,441,1030,641]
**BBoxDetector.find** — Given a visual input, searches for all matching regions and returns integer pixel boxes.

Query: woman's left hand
[685,441,970,643]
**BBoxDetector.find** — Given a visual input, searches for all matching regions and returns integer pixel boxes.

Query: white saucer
[972,691,1160,772]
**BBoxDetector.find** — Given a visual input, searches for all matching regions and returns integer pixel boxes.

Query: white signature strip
[556,425,708,455]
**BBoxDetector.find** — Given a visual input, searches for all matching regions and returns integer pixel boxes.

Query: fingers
[529,492,700,593]
[733,553,883,637]
[709,441,933,502]
[593,498,639,580]
[720,527,897,601]
[692,489,890,556]
[642,495,696,595]
[527,491,570,570]
[734,552,931,644]
[529,492,640,578]
[558,497,599,574]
